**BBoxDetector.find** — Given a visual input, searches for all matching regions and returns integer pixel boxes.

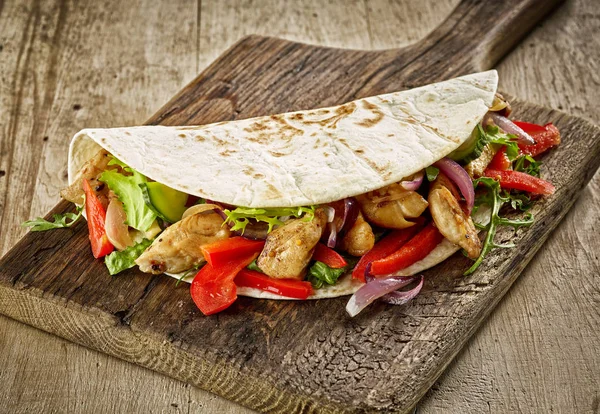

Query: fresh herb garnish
[223,206,316,234]
[483,124,520,161]
[425,166,440,182]
[22,199,85,231]
[105,238,153,275]
[513,154,541,177]
[307,261,346,289]
[175,263,204,286]
[465,177,535,275]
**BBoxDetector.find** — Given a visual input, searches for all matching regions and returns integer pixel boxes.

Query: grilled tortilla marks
[355,100,385,128]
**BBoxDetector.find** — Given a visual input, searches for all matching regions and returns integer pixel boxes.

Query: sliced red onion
[322,206,335,223]
[433,157,475,214]
[400,171,424,191]
[379,276,424,305]
[346,275,420,317]
[326,222,337,248]
[321,198,359,248]
[338,198,359,239]
[488,112,535,145]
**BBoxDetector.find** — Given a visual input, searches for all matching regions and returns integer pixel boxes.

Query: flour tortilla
[68,71,497,208]
[67,71,498,299]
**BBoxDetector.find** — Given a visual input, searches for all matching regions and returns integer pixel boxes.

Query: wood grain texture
[1,0,598,413]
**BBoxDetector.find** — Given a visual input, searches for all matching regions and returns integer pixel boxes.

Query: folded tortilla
[67,70,498,299]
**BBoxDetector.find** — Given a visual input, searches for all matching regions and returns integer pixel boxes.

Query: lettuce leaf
[100,163,156,232]
[223,205,316,234]
[307,261,345,289]
[105,238,152,275]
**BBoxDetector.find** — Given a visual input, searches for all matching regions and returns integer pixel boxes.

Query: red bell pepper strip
[312,243,347,269]
[190,251,258,316]
[201,236,265,268]
[484,169,555,195]
[369,223,444,276]
[82,179,114,259]
[352,220,425,282]
[514,122,561,157]
[512,121,547,135]
[488,146,512,170]
[235,269,313,299]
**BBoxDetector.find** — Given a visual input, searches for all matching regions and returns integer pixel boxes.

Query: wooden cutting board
[1,0,597,412]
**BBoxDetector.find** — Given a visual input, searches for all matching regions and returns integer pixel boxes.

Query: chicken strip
[135,210,231,274]
[340,211,375,256]
[60,149,114,205]
[257,209,327,280]
[428,173,481,259]
[356,182,428,229]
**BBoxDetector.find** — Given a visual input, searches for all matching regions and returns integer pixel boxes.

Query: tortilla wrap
[66,71,498,299]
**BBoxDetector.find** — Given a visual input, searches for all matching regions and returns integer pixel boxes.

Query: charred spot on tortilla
[355,100,384,128]
[195,135,206,142]
[269,151,286,157]
[270,115,304,136]
[244,120,269,132]
[212,136,228,147]
[178,133,186,139]
[290,113,304,120]
[265,182,282,199]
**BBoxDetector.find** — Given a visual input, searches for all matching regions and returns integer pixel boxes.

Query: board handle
[389,0,564,86]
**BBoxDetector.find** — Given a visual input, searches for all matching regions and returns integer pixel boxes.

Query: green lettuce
[100,160,156,232]
[307,261,345,289]
[105,238,152,275]
[223,206,316,234]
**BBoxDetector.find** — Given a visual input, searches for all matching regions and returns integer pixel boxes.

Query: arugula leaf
[501,190,533,211]
[514,155,541,177]
[307,261,346,289]
[466,177,534,275]
[175,263,204,286]
[100,165,157,232]
[425,166,440,182]
[483,124,520,161]
[223,205,316,234]
[105,238,152,275]
[22,201,84,232]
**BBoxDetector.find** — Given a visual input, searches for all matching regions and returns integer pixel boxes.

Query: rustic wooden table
[1,0,598,412]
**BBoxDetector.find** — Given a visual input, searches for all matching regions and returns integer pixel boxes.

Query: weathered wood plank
[419,0,600,411]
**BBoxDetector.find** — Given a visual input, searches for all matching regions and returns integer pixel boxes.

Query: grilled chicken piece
[135,210,231,274]
[465,143,498,178]
[257,209,327,280]
[490,93,512,117]
[356,183,428,229]
[428,173,481,259]
[340,211,375,256]
[60,149,114,205]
